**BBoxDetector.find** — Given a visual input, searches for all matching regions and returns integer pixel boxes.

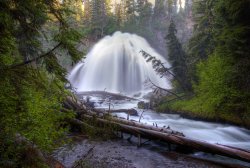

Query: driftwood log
[96,108,138,116]
[82,114,250,163]
[65,96,250,163]
[87,112,184,136]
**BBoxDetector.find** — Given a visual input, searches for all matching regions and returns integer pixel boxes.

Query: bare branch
[139,110,145,123]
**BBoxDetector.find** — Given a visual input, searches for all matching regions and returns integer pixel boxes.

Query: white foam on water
[68,31,250,153]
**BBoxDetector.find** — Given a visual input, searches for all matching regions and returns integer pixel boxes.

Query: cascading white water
[68,32,250,161]
[68,31,171,95]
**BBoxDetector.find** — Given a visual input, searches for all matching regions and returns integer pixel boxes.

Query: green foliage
[160,0,250,127]
[136,0,153,25]
[153,0,166,18]
[0,68,75,166]
[190,0,250,117]
[80,115,119,140]
[189,0,216,58]
[90,0,106,27]
[165,19,191,91]
[186,0,216,83]
[140,50,167,77]
[0,0,83,167]
[55,27,83,63]
[103,15,121,35]
[124,0,137,23]
[192,54,235,113]
[82,0,121,38]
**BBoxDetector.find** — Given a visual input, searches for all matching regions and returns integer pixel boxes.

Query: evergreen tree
[114,2,125,27]
[83,0,92,24]
[188,0,215,60]
[90,0,114,37]
[154,0,166,17]
[136,0,153,26]
[105,0,112,15]
[137,0,147,18]
[165,19,191,91]
[173,0,178,14]
[186,0,216,83]
[0,0,82,166]
[167,0,174,16]
[173,0,250,124]
[91,0,106,27]
[124,0,137,23]
[185,0,192,15]
[210,0,250,115]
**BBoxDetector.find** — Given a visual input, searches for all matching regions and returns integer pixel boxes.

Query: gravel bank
[53,137,237,168]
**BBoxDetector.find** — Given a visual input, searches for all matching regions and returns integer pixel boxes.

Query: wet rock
[128,109,138,116]
[85,96,95,108]
[137,101,150,109]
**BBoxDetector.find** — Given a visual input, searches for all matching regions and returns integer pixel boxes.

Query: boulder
[137,101,150,109]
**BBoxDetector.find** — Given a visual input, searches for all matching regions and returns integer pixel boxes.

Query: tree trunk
[82,114,250,163]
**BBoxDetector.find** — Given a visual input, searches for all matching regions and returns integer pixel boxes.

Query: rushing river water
[81,93,250,152]
[68,31,250,159]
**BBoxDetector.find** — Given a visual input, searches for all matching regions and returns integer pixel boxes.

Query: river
[66,31,250,167]
[78,92,250,151]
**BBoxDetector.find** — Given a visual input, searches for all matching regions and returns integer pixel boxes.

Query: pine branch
[4,43,62,70]
[147,78,182,99]
[140,50,187,91]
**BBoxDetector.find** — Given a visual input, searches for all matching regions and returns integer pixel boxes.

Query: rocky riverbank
[52,135,246,168]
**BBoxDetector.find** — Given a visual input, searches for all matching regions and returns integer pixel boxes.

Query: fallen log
[64,96,250,163]
[67,118,95,129]
[106,116,184,136]
[82,114,250,163]
[64,96,85,110]
[77,108,184,136]
[64,96,184,136]
[96,108,138,116]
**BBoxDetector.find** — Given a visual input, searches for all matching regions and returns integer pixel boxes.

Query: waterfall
[68,31,171,95]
